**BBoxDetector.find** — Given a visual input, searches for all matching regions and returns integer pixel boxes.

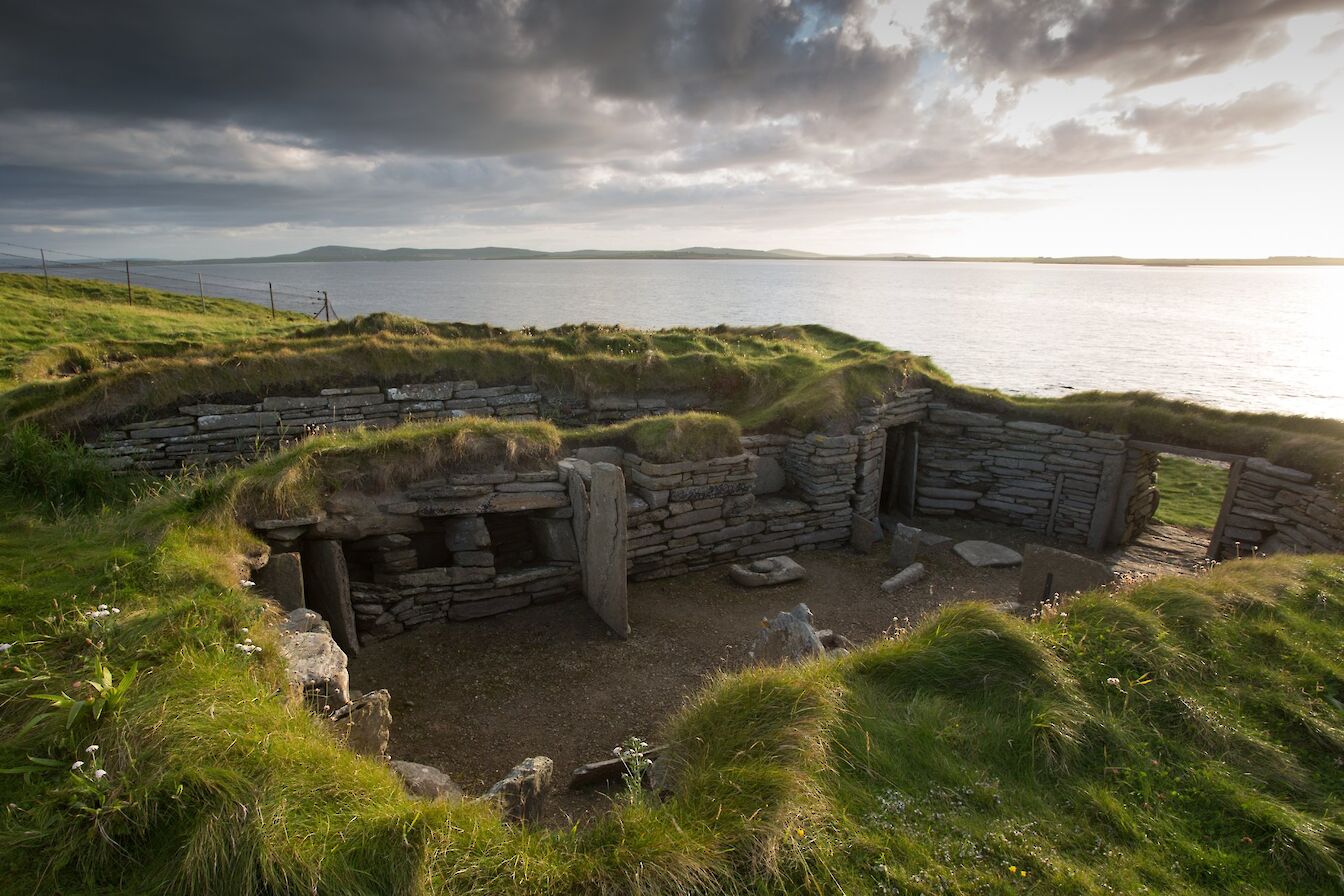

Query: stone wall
[622,443,852,581]
[852,389,935,521]
[87,380,542,472]
[1119,449,1161,543]
[542,392,713,427]
[1216,458,1344,558]
[915,404,1126,545]
[252,466,579,640]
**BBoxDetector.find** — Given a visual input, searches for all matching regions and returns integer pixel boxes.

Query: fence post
[322,290,330,322]
[39,249,50,294]
[125,260,133,304]
[268,282,276,319]
[198,272,205,312]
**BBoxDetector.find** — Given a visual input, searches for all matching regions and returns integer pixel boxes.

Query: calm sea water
[51,259,1344,419]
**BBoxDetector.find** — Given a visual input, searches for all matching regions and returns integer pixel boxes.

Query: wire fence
[0,241,336,320]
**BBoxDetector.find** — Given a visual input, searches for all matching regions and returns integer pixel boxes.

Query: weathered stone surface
[390,760,464,801]
[881,562,926,592]
[484,756,554,825]
[575,446,625,467]
[569,744,665,789]
[279,615,349,709]
[337,689,392,758]
[953,540,1023,568]
[279,607,328,635]
[443,515,491,552]
[729,555,806,587]
[890,523,921,568]
[1245,457,1313,484]
[749,603,824,664]
[531,517,579,561]
[1019,544,1113,603]
[752,456,787,495]
[302,541,360,656]
[255,552,304,611]
[850,514,882,553]
[583,462,629,638]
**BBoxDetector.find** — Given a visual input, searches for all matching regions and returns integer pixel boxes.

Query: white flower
[240,580,256,588]
[240,628,249,634]
[71,760,84,771]
[0,643,12,653]
[86,744,99,754]
[93,769,108,780]
[1106,677,1121,687]
[110,607,121,614]
[98,604,108,611]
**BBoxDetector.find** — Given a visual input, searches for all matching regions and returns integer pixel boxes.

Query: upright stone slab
[890,523,921,568]
[850,515,882,554]
[255,551,305,611]
[302,540,360,656]
[1019,544,1113,604]
[583,462,630,638]
[752,456,787,495]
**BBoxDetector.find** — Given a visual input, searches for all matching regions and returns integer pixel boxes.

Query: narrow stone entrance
[879,423,919,517]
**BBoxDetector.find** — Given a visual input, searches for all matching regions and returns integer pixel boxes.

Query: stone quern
[729,556,806,588]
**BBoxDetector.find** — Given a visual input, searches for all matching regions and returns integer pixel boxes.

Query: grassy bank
[1,426,1342,892]
[1155,456,1231,531]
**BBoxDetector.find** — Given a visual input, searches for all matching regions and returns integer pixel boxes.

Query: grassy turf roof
[1,273,1340,488]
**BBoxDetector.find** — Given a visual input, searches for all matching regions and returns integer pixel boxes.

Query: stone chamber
[88,377,1344,820]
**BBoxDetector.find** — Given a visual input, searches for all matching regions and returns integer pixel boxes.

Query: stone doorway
[879,423,919,517]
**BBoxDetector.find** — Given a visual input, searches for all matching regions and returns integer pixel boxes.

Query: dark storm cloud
[0,0,1333,245]
[928,0,1344,88]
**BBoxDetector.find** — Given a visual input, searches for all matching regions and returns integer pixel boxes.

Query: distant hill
[172,245,1344,266]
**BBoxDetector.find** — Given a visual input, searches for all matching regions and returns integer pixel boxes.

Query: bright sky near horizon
[1,1,1342,259]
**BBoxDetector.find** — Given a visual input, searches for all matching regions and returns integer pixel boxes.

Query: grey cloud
[928,0,1344,88]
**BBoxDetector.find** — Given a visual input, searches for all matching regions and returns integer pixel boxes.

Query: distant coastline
[167,245,1344,267]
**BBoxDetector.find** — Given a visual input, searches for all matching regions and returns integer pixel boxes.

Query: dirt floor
[349,515,1127,824]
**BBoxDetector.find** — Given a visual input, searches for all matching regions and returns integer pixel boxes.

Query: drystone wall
[86,381,542,472]
[542,392,714,427]
[1118,449,1161,543]
[852,389,935,521]
[622,435,857,582]
[252,467,580,641]
[915,404,1126,546]
[1216,458,1344,558]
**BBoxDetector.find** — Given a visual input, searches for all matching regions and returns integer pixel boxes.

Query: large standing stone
[255,552,304,611]
[850,515,883,553]
[729,555,806,587]
[890,523,921,569]
[278,611,349,710]
[301,540,360,656]
[583,462,629,638]
[1019,544,1114,603]
[337,689,392,758]
[484,756,554,825]
[953,540,1024,568]
[752,456,787,495]
[749,603,824,664]
[390,760,464,801]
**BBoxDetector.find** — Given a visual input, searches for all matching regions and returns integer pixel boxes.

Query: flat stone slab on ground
[730,555,806,587]
[1019,543,1113,603]
[953,540,1023,568]
[391,760,464,801]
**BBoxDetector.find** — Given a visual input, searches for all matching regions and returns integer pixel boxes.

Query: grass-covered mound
[1,431,1341,893]
[0,273,315,387]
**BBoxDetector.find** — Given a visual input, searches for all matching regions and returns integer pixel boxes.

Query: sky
[1,0,1342,259]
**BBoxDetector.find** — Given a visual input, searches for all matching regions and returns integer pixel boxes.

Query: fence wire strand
[0,241,334,318]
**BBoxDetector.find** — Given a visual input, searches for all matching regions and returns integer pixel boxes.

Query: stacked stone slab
[1215,458,1344,558]
[852,390,935,520]
[251,467,580,641]
[1118,449,1161,543]
[87,381,543,473]
[624,436,857,582]
[916,404,1126,545]
[542,392,713,427]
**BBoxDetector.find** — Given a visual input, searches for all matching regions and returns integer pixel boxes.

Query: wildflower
[86,744,99,754]
[94,769,108,780]
[0,643,11,653]
[1009,865,1017,874]
[1106,677,1121,687]
[1020,870,1028,877]
[71,760,84,771]
[241,627,249,634]
[240,580,256,588]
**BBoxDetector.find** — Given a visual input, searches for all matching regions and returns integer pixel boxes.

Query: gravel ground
[348,516,1101,824]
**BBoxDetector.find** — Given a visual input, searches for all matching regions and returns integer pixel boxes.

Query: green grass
[1155,456,1231,531]
[3,274,1341,491]
[1,432,1342,893]
[0,273,316,387]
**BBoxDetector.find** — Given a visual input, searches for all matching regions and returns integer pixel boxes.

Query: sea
[23,258,1344,420]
